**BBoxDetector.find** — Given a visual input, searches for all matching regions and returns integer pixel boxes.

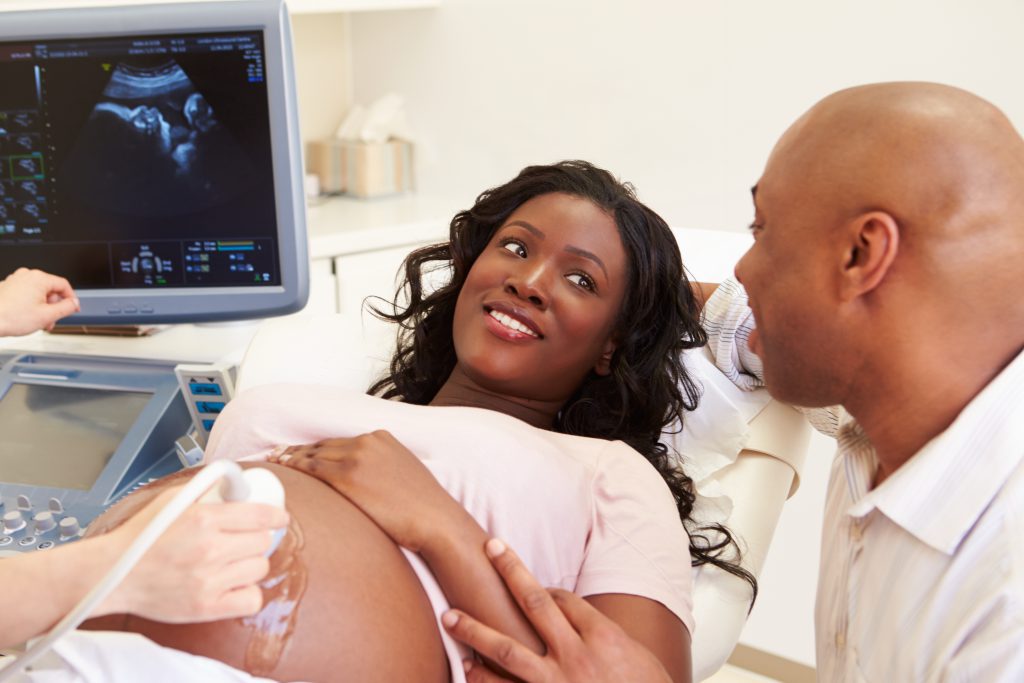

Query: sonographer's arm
[0,267,80,336]
[0,487,288,648]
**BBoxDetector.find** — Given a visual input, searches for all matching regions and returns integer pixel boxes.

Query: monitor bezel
[0,0,309,323]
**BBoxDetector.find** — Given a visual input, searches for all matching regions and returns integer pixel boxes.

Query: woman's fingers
[484,538,579,654]
[442,610,547,682]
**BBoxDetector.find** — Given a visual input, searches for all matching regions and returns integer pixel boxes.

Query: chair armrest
[691,399,811,681]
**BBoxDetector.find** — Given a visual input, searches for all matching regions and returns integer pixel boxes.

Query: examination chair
[236,293,811,680]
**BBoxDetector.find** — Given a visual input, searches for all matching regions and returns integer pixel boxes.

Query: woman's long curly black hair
[369,160,756,601]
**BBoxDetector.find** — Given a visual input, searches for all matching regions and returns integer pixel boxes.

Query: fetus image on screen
[61,60,247,216]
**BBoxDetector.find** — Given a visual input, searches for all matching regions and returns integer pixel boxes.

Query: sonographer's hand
[0,267,80,336]
[97,486,289,623]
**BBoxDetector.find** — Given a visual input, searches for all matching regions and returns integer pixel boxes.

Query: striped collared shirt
[702,280,1024,681]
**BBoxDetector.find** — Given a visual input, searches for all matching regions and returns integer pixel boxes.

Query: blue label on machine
[196,401,226,414]
[189,382,223,396]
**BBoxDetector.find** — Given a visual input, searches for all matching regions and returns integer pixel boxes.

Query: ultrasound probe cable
[0,460,268,682]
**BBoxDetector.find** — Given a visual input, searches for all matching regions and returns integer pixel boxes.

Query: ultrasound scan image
[62,60,248,217]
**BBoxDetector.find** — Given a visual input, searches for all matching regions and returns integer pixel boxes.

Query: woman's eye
[501,240,527,258]
[567,272,595,291]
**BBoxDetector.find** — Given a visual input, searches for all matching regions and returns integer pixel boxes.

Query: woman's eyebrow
[504,220,545,239]
[565,245,607,278]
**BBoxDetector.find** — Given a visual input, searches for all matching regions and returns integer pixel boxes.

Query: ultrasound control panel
[0,352,191,557]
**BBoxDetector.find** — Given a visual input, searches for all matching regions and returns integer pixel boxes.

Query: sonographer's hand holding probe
[0,464,288,656]
[0,267,80,336]
[99,474,289,623]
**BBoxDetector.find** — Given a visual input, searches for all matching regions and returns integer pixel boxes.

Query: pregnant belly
[82,462,448,683]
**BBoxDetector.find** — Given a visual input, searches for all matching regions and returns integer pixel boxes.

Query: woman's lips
[483,307,542,341]
[483,302,543,338]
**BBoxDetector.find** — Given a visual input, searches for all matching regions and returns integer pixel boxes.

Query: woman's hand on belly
[270,432,549,664]
[269,430,474,552]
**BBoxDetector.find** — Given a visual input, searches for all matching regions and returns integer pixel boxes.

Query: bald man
[441,83,1024,682]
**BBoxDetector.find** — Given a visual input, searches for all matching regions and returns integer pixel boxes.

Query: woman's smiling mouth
[482,303,543,340]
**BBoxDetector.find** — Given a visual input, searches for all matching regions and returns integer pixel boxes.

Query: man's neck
[847,341,1023,487]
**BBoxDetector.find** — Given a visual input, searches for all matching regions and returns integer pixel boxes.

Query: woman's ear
[594,338,617,376]
[839,211,899,301]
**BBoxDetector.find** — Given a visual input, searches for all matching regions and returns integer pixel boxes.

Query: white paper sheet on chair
[667,347,773,524]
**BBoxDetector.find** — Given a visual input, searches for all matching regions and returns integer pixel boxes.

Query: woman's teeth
[489,309,538,337]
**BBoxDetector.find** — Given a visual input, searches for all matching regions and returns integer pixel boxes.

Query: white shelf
[304,193,460,259]
[0,321,261,364]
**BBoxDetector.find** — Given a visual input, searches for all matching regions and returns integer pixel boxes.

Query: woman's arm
[272,435,545,655]
[584,594,691,683]
[1,488,287,649]
[443,539,681,683]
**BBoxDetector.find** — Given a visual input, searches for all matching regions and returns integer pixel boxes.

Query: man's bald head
[737,82,1024,411]
[768,82,1024,279]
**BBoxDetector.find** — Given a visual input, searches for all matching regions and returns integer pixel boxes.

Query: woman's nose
[504,266,549,309]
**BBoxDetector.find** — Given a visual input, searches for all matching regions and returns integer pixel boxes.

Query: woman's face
[451,192,628,403]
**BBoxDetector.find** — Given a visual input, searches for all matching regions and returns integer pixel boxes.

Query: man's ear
[840,211,899,301]
[594,337,617,376]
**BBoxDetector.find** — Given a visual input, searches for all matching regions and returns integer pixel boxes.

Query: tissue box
[306,138,414,198]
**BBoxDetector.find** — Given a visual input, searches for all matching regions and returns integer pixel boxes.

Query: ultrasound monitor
[0,0,308,323]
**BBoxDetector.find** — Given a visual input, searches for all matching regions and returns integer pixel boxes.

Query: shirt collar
[843,348,1024,555]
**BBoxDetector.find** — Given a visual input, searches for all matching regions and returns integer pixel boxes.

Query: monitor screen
[0,1,307,323]
[0,382,151,491]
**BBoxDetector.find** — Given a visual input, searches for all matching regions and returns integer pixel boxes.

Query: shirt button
[835,631,846,648]
[850,521,863,542]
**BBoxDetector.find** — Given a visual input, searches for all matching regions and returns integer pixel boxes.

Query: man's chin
[747,328,762,357]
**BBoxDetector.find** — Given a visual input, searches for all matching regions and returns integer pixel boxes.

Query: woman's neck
[429,367,563,430]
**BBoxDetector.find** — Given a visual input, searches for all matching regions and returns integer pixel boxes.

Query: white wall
[340,0,1024,668]
[348,0,1024,234]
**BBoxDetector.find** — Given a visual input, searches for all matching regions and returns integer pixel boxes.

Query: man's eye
[567,272,595,291]
[501,239,527,257]
[747,222,765,237]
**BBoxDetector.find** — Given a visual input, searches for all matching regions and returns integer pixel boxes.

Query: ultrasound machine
[0,0,307,557]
